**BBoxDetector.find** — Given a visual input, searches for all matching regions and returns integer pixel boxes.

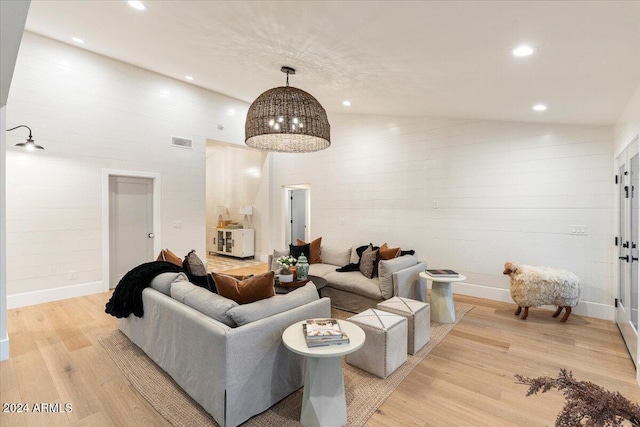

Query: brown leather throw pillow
[296,237,322,264]
[213,271,275,304]
[156,249,183,267]
[379,243,401,260]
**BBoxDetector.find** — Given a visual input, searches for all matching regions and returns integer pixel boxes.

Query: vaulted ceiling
[25,1,640,125]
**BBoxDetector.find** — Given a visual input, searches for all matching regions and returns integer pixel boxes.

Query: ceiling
[24,1,640,125]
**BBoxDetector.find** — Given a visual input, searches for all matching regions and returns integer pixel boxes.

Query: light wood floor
[1,264,638,426]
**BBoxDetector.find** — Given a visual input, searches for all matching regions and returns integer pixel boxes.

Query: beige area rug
[99,303,473,427]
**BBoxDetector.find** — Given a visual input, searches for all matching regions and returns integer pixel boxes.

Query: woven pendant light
[245,67,330,153]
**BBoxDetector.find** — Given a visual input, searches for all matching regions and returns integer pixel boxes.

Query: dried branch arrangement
[515,369,640,427]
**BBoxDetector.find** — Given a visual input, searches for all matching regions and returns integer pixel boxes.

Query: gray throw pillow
[359,245,379,279]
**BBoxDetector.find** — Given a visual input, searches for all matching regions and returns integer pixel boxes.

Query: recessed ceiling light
[128,1,147,11]
[185,75,194,81]
[533,104,547,111]
[227,109,235,115]
[513,45,534,57]
[72,37,85,44]
[342,100,351,107]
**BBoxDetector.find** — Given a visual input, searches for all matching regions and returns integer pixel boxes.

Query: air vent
[171,137,193,149]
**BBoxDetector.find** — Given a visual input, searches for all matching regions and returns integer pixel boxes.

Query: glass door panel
[616,138,639,366]
[631,153,638,331]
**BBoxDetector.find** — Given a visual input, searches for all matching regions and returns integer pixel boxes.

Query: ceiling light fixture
[185,75,194,81]
[513,45,534,57]
[128,1,147,11]
[533,104,547,111]
[7,125,44,151]
[245,66,330,153]
[342,100,351,107]
[72,37,85,44]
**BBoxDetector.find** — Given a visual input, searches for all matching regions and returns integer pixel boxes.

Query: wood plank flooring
[1,264,638,426]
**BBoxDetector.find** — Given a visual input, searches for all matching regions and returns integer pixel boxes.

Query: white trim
[0,334,8,360]
[451,281,615,321]
[102,169,161,292]
[282,184,311,246]
[7,281,104,309]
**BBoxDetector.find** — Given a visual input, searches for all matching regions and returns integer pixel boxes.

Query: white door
[109,176,154,288]
[616,138,639,365]
[290,189,306,244]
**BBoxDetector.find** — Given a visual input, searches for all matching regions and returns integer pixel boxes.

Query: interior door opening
[284,185,310,246]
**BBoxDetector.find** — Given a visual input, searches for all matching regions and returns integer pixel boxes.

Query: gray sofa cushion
[227,282,319,326]
[324,271,382,300]
[151,272,189,295]
[320,246,351,268]
[309,263,340,278]
[378,255,418,299]
[170,280,238,327]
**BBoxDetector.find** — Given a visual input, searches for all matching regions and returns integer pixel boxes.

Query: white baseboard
[7,281,104,309]
[451,281,615,321]
[0,333,9,361]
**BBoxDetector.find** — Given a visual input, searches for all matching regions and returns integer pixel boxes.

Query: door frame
[615,137,639,368]
[102,169,161,292]
[282,184,310,246]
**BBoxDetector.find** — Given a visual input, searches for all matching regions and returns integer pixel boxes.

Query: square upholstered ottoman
[346,309,407,378]
[377,297,430,355]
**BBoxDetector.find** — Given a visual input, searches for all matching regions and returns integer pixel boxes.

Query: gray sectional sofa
[119,272,331,427]
[270,245,427,312]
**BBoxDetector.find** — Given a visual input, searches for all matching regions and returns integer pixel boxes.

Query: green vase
[296,254,310,280]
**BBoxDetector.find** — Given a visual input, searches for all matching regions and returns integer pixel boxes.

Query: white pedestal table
[419,272,466,324]
[282,320,365,427]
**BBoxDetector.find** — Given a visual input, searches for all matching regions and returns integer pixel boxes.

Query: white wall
[613,81,640,383]
[5,32,248,307]
[205,142,265,255]
[270,114,614,318]
[1,107,8,359]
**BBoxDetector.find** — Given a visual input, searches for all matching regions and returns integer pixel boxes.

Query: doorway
[616,137,639,365]
[284,185,310,245]
[102,170,161,291]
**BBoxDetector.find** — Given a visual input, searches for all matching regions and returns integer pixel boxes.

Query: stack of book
[303,318,350,348]
[425,269,460,278]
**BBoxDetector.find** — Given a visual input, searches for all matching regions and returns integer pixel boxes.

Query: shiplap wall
[4,33,247,304]
[271,114,614,316]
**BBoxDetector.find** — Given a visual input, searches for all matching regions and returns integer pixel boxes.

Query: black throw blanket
[105,261,184,318]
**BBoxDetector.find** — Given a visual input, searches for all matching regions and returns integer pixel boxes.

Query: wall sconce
[7,125,44,151]
[240,206,253,229]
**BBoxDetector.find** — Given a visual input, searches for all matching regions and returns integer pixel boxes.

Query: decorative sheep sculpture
[503,261,581,322]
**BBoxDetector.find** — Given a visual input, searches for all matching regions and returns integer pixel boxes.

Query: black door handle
[632,257,639,262]
[619,255,630,262]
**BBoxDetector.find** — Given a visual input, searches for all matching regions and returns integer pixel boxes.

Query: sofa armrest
[393,262,427,302]
[119,288,231,426]
[224,297,331,427]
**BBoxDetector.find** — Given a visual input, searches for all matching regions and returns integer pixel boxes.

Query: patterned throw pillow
[183,250,207,276]
[296,237,322,264]
[213,271,275,304]
[359,245,380,279]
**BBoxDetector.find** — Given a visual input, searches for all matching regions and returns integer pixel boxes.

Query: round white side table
[282,320,365,427]
[419,272,466,324]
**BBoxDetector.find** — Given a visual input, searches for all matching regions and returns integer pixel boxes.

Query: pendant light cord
[6,125,33,139]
